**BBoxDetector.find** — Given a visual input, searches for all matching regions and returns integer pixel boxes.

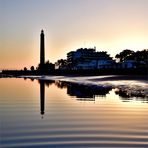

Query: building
[67,47,114,70]
[67,48,97,70]
[97,59,116,69]
[121,60,137,68]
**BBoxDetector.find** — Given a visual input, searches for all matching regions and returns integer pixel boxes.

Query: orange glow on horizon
[0,0,148,69]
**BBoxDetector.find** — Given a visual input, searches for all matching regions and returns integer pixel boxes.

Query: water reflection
[38,80,112,118]
[1,78,147,148]
[54,81,112,100]
[67,82,112,99]
[38,80,55,118]
[38,79,147,114]
[39,80,45,117]
[115,88,148,103]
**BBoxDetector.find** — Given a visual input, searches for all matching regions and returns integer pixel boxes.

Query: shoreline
[0,74,148,81]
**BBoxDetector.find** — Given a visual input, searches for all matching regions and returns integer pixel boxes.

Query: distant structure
[67,48,114,70]
[40,30,45,70]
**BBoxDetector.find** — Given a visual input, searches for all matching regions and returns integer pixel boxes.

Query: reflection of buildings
[54,81,147,103]
[115,88,148,102]
[39,80,112,102]
[67,83,112,100]
[38,80,147,111]
[54,81,112,100]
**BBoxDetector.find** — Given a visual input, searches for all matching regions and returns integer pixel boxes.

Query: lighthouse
[40,30,45,69]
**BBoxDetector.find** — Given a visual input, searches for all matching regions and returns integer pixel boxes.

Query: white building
[97,60,116,69]
[67,48,114,70]
[77,60,97,70]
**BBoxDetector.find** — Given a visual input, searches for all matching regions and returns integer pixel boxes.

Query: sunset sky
[0,0,148,69]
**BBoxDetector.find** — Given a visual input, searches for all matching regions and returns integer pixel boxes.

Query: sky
[0,0,148,69]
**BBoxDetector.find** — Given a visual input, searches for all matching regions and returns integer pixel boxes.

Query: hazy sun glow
[0,0,148,69]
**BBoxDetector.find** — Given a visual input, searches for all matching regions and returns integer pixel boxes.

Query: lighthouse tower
[40,30,45,70]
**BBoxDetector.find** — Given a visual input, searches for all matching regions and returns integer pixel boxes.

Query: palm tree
[55,59,67,69]
[24,67,27,71]
[30,66,35,71]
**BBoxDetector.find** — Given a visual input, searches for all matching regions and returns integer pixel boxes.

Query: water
[0,77,148,148]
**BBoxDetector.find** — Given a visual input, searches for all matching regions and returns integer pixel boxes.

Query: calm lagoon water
[0,78,148,148]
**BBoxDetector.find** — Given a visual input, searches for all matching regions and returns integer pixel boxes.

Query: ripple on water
[0,78,148,148]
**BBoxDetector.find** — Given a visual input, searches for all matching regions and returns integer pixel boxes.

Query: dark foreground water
[0,78,148,148]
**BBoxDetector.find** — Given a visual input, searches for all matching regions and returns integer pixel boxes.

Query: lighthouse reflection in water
[0,78,148,148]
[39,79,113,118]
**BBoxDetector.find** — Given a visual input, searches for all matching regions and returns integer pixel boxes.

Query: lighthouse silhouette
[40,30,45,72]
